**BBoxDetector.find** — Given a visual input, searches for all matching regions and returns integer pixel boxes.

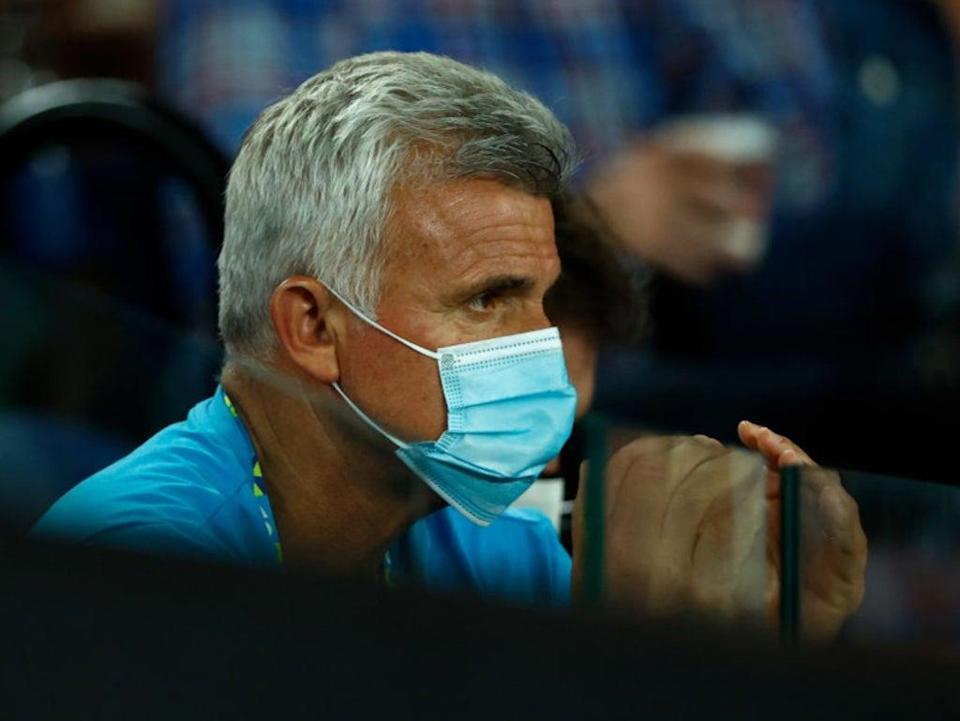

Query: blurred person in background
[588,1,960,480]
[147,0,960,481]
[28,53,865,638]
[1,0,157,97]
[513,191,645,535]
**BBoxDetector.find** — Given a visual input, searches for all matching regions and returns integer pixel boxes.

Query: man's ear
[269,276,343,384]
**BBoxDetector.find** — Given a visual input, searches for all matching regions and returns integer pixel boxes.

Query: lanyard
[224,392,283,564]
[222,390,396,582]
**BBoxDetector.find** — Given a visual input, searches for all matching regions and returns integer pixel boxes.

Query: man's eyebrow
[460,275,535,297]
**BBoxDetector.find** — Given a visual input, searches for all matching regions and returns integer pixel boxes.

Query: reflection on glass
[794,467,960,651]
[580,421,771,629]
[13,256,956,650]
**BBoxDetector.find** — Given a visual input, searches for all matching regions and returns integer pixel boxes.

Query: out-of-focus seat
[0,79,229,535]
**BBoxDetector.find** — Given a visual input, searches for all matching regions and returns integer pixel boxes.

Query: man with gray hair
[34,51,584,602]
[33,53,865,631]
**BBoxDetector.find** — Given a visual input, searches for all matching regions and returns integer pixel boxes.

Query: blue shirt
[31,386,571,605]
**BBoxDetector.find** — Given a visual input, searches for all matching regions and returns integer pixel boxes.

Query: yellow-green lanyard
[224,392,284,564]
[223,391,399,581]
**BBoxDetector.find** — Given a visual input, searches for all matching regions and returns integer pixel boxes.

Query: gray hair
[219,51,576,356]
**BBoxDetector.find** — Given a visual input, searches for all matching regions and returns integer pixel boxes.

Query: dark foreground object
[1,539,957,719]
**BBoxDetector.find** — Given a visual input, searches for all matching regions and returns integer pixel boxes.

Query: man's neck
[221,364,438,580]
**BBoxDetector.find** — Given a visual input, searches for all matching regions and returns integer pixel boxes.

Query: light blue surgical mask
[327,288,577,526]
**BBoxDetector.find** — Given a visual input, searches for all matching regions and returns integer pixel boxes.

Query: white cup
[654,114,778,267]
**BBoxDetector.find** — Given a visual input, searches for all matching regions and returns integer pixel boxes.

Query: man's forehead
[386,177,559,279]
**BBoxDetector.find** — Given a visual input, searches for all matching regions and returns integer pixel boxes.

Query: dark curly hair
[546,193,649,348]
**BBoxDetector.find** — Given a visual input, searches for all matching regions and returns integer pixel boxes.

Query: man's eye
[467,292,497,311]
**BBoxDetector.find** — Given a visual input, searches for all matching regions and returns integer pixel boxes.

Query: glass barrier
[579,417,773,630]
[576,421,960,651]
[5,260,957,652]
[3,266,776,631]
[790,466,960,651]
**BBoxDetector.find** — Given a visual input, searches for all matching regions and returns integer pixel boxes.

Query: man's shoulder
[450,506,568,568]
[30,391,261,562]
[492,506,558,529]
[408,506,571,605]
[41,420,240,522]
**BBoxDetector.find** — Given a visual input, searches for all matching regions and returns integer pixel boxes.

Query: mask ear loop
[322,284,440,360]
[323,282,440,449]
[330,382,410,450]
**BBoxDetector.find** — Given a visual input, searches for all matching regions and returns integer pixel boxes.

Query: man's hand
[737,421,867,642]
[572,435,771,623]
[572,427,867,641]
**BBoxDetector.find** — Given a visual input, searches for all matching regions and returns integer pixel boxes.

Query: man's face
[335,177,560,443]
